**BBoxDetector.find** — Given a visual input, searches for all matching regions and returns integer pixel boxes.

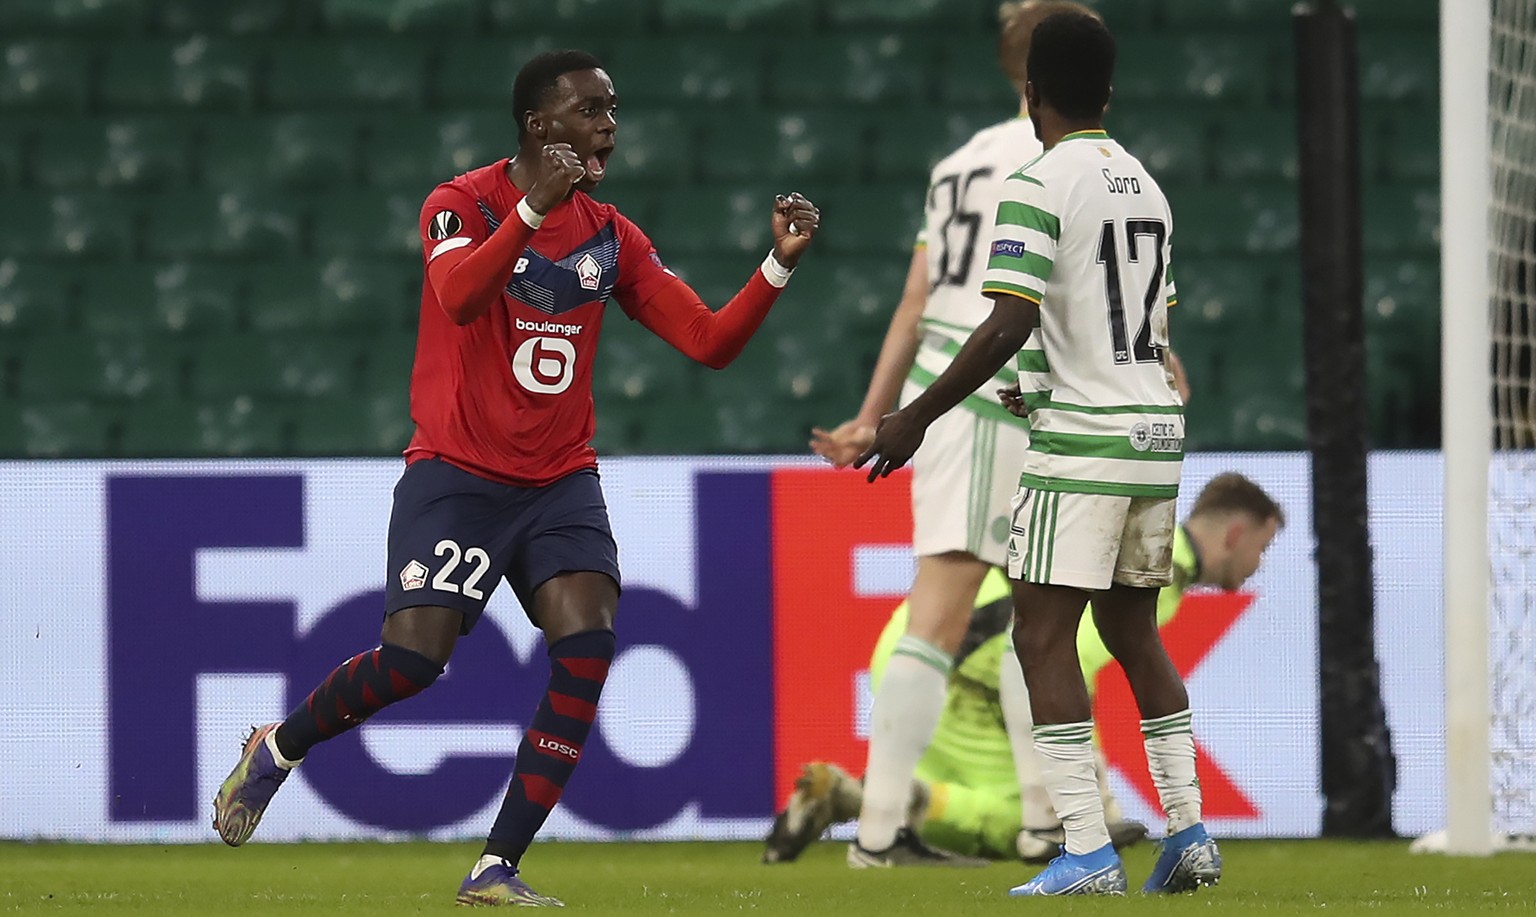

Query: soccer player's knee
[379,642,446,696]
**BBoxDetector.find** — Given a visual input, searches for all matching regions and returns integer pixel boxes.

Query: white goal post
[1438,0,1536,857]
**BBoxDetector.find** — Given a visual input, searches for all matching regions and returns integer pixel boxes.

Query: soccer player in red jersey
[212,49,821,907]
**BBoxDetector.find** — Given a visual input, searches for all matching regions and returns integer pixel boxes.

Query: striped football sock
[856,635,951,852]
[1034,720,1111,855]
[1142,709,1201,835]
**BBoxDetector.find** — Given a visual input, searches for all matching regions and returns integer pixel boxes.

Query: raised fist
[524,143,587,215]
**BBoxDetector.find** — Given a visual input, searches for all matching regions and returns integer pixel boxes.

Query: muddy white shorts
[1006,488,1176,591]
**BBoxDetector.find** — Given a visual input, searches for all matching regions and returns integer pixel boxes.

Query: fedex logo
[105,471,775,834]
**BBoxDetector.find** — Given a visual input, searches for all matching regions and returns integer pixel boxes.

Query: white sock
[998,652,1056,830]
[1142,709,1201,834]
[1033,721,1111,855]
[470,854,511,880]
[856,635,950,851]
[264,728,302,770]
[1094,746,1125,824]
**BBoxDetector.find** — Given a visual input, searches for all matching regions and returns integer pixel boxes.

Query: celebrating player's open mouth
[581,143,613,185]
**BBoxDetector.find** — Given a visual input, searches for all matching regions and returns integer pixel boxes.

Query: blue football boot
[1142,823,1222,893]
[456,858,564,907]
[1009,842,1128,896]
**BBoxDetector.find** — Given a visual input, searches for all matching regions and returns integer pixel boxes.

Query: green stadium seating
[311,190,422,257]
[825,0,971,28]
[0,40,93,111]
[4,192,138,258]
[1376,109,1439,182]
[1363,185,1439,255]
[292,392,414,455]
[935,37,1022,109]
[1227,393,1308,449]
[433,39,570,107]
[367,111,513,188]
[594,318,700,404]
[1213,111,1298,182]
[770,35,933,106]
[1161,0,1294,29]
[1110,107,1211,182]
[804,255,908,342]
[657,0,819,32]
[119,397,286,457]
[268,41,426,110]
[610,36,766,107]
[818,186,925,257]
[868,109,997,182]
[698,111,864,183]
[246,258,416,332]
[31,118,189,190]
[0,0,148,33]
[16,333,184,399]
[143,191,302,258]
[320,0,478,32]
[360,332,417,398]
[0,401,109,457]
[100,38,257,109]
[1364,257,1439,347]
[203,115,360,190]
[1359,32,1438,103]
[607,110,695,185]
[0,259,73,332]
[77,264,161,335]
[650,185,781,256]
[0,131,20,187]
[1349,0,1439,26]
[486,0,651,30]
[1117,35,1276,103]
[155,0,297,33]
[1166,185,1298,257]
[73,262,244,335]
[193,334,363,398]
[1171,258,1274,334]
[154,262,245,331]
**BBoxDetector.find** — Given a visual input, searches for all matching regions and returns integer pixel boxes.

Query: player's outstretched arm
[427,144,585,325]
[810,246,928,468]
[856,292,1038,482]
[631,193,821,370]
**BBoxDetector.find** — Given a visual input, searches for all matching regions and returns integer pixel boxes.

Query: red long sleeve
[632,269,785,370]
[427,214,537,325]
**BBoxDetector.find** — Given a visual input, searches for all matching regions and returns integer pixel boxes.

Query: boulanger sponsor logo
[1130,421,1182,454]
[516,317,583,336]
[427,210,463,241]
[512,336,577,394]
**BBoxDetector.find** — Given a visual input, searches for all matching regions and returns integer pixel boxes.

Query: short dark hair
[1190,473,1286,528]
[511,49,605,140]
[1026,10,1115,120]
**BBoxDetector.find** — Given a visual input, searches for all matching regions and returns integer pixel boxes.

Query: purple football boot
[212,723,293,846]
[456,858,565,908]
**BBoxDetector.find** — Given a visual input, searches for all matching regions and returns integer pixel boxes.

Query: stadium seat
[1364,257,1439,342]
[769,35,934,106]
[1165,185,1298,257]
[1,401,109,458]
[16,333,184,399]
[662,257,751,307]
[11,192,138,258]
[608,109,695,185]
[119,397,286,457]
[320,0,478,32]
[193,334,363,398]
[657,0,819,32]
[203,115,360,189]
[1359,32,1438,102]
[143,191,302,258]
[267,40,426,110]
[1214,111,1298,182]
[433,39,572,107]
[1349,0,1439,26]
[0,130,20,187]
[0,40,93,110]
[868,109,996,181]
[817,186,925,257]
[698,111,864,183]
[154,261,245,332]
[76,265,161,335]
[1168,258,1273,334]
[246,258,416,332]
[935,36,1023,109]
[155,0,296,33]
[594,318,700,404]
[0,259,73,332]
[609,36,766,107]
[1227,393,1308,449]
[801,255,908,342]
[292,392,414,455]
[1110,107,1210,183]
[650,185,781,256]
[31,118,189,190]
[1116,35,1275,103]
[1376,109,1439,183]
[312,190,422,257]
[0,0,150,33]
[486,0,650,30]
[73,262,242,335]
[1363,186,1439,255]
[99,38,257,109]
[367,111,512,189]
[360,332,417,398]
[1161,0,1292,29]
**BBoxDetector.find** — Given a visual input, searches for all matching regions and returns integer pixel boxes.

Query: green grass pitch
[2,840,1533,913]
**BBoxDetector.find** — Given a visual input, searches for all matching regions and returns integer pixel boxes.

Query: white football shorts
[1006,488,1176,591]
[903,379,1031,567]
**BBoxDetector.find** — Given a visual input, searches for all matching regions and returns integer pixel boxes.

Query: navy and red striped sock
[483,629,615,865]
[273,643,443,761]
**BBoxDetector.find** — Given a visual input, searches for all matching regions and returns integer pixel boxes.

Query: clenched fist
[771,192,821,268]
[523,143,587,215]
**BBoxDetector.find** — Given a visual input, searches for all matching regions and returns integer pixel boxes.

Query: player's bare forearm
[855,246,929,425]
[904,295,1036,425]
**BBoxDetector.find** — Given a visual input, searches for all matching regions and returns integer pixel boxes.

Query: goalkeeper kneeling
[764,473,1283,864]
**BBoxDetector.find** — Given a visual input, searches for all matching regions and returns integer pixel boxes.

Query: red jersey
[405,160,676,486]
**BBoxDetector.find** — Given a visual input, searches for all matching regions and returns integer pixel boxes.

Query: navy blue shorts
[384,459,620,633]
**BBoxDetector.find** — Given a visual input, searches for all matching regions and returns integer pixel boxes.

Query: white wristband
[760,252,794,288]
[516,198,546,229]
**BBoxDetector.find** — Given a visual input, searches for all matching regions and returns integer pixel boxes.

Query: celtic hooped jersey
[980,130,1183,498]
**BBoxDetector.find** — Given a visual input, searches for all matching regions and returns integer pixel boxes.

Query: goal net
[1488,0,1536,846]
[1433,0,1536,855]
